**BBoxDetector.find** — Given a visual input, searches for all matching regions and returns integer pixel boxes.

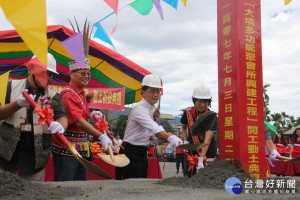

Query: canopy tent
[0,25,151,104]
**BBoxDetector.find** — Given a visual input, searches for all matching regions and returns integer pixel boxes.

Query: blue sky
[1,0,300,118]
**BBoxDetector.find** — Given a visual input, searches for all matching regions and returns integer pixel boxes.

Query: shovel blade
[177,143,208,151]
[97,153,130,167]
[76,156,112,179]
[289,155,300,162]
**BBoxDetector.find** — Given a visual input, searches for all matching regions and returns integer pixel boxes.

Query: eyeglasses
[75,71,91,77]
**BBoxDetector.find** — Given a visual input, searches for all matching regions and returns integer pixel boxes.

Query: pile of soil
[158,159,300,191]
[0,169,83,200]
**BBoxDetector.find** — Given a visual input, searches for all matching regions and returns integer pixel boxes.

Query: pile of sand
[158,159,251,189]
[0,169,83,200]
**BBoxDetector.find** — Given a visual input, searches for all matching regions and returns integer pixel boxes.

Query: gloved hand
[48,121,65,134]
[167,135,182,147]
[90,110,103,120]
[17,90,36,107]
[196,157,204,171]
[270,149,281,161]
[99,134,113,151]
[183,141,189,152]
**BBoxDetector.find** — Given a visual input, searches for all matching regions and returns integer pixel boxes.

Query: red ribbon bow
[94,115,109,133]
[34,105,54,127]
[187,155,199,172]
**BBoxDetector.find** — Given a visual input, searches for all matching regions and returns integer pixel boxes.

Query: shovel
[265,154,300,162]
[93,115,130,167]
[97,144,130,167]
[22,91,112,179]
[177,143,208,151]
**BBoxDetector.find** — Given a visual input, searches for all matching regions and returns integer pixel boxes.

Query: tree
[156,118,174,133]
[111,115,128,139]
[263,83,271,122]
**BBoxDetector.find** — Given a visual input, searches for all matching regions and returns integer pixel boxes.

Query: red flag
[24,58,47,89]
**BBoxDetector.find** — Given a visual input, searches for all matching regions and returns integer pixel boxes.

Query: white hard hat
[141,74,162,88]
[192,85,211,99]
[32,53,58,74]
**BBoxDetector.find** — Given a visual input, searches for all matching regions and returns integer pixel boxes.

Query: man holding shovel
[116,74,182,180]
[0,53,68,181]
[51,57,113,181]
[180,85,218,177]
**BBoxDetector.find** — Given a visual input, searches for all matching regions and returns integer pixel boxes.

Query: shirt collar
[69,81,84,94]
[141,98,156,112]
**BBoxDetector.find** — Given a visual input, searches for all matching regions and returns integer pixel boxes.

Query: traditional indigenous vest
[185,106,209,155]
[0,79,56,169]
[51,86,91,158]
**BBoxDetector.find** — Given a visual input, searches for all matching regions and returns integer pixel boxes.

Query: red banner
[217,0,266,179]
[49,83,125,111]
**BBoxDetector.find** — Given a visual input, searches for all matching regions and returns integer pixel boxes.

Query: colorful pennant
[24,58,48,89]
[93,22,116,51]
[162,0,178,10]
[181,0,187,7]
[129,0,153,15]
[0,0,48,65]
[284,0,292,5]
[0,71,9,106]
[153,0,164,20]
[59,32,85,68]
[104,0,119,34]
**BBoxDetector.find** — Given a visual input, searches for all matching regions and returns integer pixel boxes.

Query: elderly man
[0,53,68,181]
[116,74,182,180]
[51,57,112,181]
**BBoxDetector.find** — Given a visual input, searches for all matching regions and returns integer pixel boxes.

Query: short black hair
[142,86,149,91]
[192,97,212,107]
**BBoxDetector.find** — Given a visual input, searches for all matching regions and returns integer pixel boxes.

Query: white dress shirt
[123,98,164,146]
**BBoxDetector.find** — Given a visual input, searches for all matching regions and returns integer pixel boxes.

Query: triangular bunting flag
[59,32,85,68]
[129,0,153,15]
[0,71,9,106]
[153,0,164,20]
[93,22,116,51]
[162,0,178,10]
[24,58,48,89]
[104,0,119,34]
[181,0,187,7]
[284,0,292,5]
[0,0,48,65]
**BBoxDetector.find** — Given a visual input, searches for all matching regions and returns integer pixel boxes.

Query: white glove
[183,141,189,152]
[17,90,36,107]
[196,157,204,171]
[99,134,113,151]
[270,149,281,161]
[90,110,103,120]
[48,121,65,134]
[167,135,182,147]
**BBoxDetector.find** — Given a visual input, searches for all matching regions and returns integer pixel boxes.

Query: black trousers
[116,142,148,180]
[176,153,184,172]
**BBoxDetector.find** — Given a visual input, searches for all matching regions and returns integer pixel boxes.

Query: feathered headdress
[68,17,93,72]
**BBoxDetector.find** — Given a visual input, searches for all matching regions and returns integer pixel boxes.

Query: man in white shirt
[116,74,182,180]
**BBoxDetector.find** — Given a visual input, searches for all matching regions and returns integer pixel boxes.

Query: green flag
[129,0,153,15]
[264,121,277,134]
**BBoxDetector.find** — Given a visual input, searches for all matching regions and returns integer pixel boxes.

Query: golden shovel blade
[176,143,208,151]
[97,153,130,167]
[69,146,112,179]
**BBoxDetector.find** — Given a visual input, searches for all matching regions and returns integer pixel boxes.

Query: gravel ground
[1,160,299,200]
